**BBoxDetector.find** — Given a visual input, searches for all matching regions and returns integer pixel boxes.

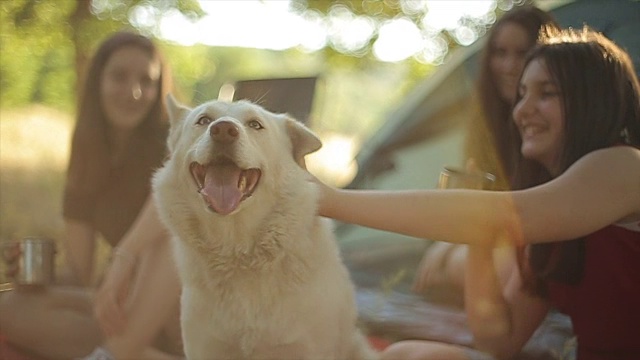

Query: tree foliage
[0,0,203,112]
[0,0,456,139]
[290,0,531,62]
[1,0,76,110]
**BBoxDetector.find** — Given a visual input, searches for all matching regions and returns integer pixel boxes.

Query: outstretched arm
[509,147,640,243]
[318,182,521,247]
[316,147,640,247]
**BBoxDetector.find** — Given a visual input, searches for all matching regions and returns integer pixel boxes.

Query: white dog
[152,95,378,360]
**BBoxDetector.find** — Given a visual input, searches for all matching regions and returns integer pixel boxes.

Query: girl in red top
[313,26,640,360]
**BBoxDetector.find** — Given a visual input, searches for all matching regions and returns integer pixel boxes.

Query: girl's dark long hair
[65,31,172,208]
[513,27,640,297]
[469,5,558,189]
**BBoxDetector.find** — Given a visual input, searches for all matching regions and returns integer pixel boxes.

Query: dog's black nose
[210,121,239,143]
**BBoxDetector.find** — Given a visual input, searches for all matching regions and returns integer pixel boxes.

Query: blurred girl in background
[1,31,183,360]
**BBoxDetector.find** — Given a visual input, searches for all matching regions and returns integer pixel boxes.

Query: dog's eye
[247,119,263,130]
[196,116,213,126]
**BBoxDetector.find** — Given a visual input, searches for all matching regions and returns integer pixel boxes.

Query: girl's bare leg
[0,286,102,359]
[104,235,183,360]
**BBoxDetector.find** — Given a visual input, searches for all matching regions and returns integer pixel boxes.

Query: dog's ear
[286,118,322,166]
[166,94,191,125]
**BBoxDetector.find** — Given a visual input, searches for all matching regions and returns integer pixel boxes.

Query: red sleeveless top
[548,222,640,360]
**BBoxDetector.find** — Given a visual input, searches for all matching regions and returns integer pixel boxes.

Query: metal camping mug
[10,237,57,285]
[438,166,496,190]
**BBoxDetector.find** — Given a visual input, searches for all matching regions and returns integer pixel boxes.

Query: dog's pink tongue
[201,164,242,215]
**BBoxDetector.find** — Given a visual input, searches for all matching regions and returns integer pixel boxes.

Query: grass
[0,106,109,284]
[0,105,71,241]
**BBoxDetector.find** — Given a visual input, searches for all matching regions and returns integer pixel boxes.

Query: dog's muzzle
[189,120,261,215]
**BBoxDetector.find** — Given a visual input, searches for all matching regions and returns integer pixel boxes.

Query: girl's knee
[381,341,419,360]
[381,340,471,360]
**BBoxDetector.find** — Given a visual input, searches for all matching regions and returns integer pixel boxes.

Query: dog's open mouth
[190,159,261,215]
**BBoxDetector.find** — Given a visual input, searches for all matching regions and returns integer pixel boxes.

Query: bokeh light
[157,0,500,64]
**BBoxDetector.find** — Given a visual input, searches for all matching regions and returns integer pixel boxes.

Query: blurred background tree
[1,0,524,136]
[1,0,458,136]
[0,0,204,111]
[288,0,523,66]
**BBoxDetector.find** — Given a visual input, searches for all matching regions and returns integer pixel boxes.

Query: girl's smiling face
[513,58,565,174]
[490,22,532,103]
[100,46,161,133]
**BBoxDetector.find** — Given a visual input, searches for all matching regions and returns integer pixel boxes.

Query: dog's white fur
[153,96,377,360]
